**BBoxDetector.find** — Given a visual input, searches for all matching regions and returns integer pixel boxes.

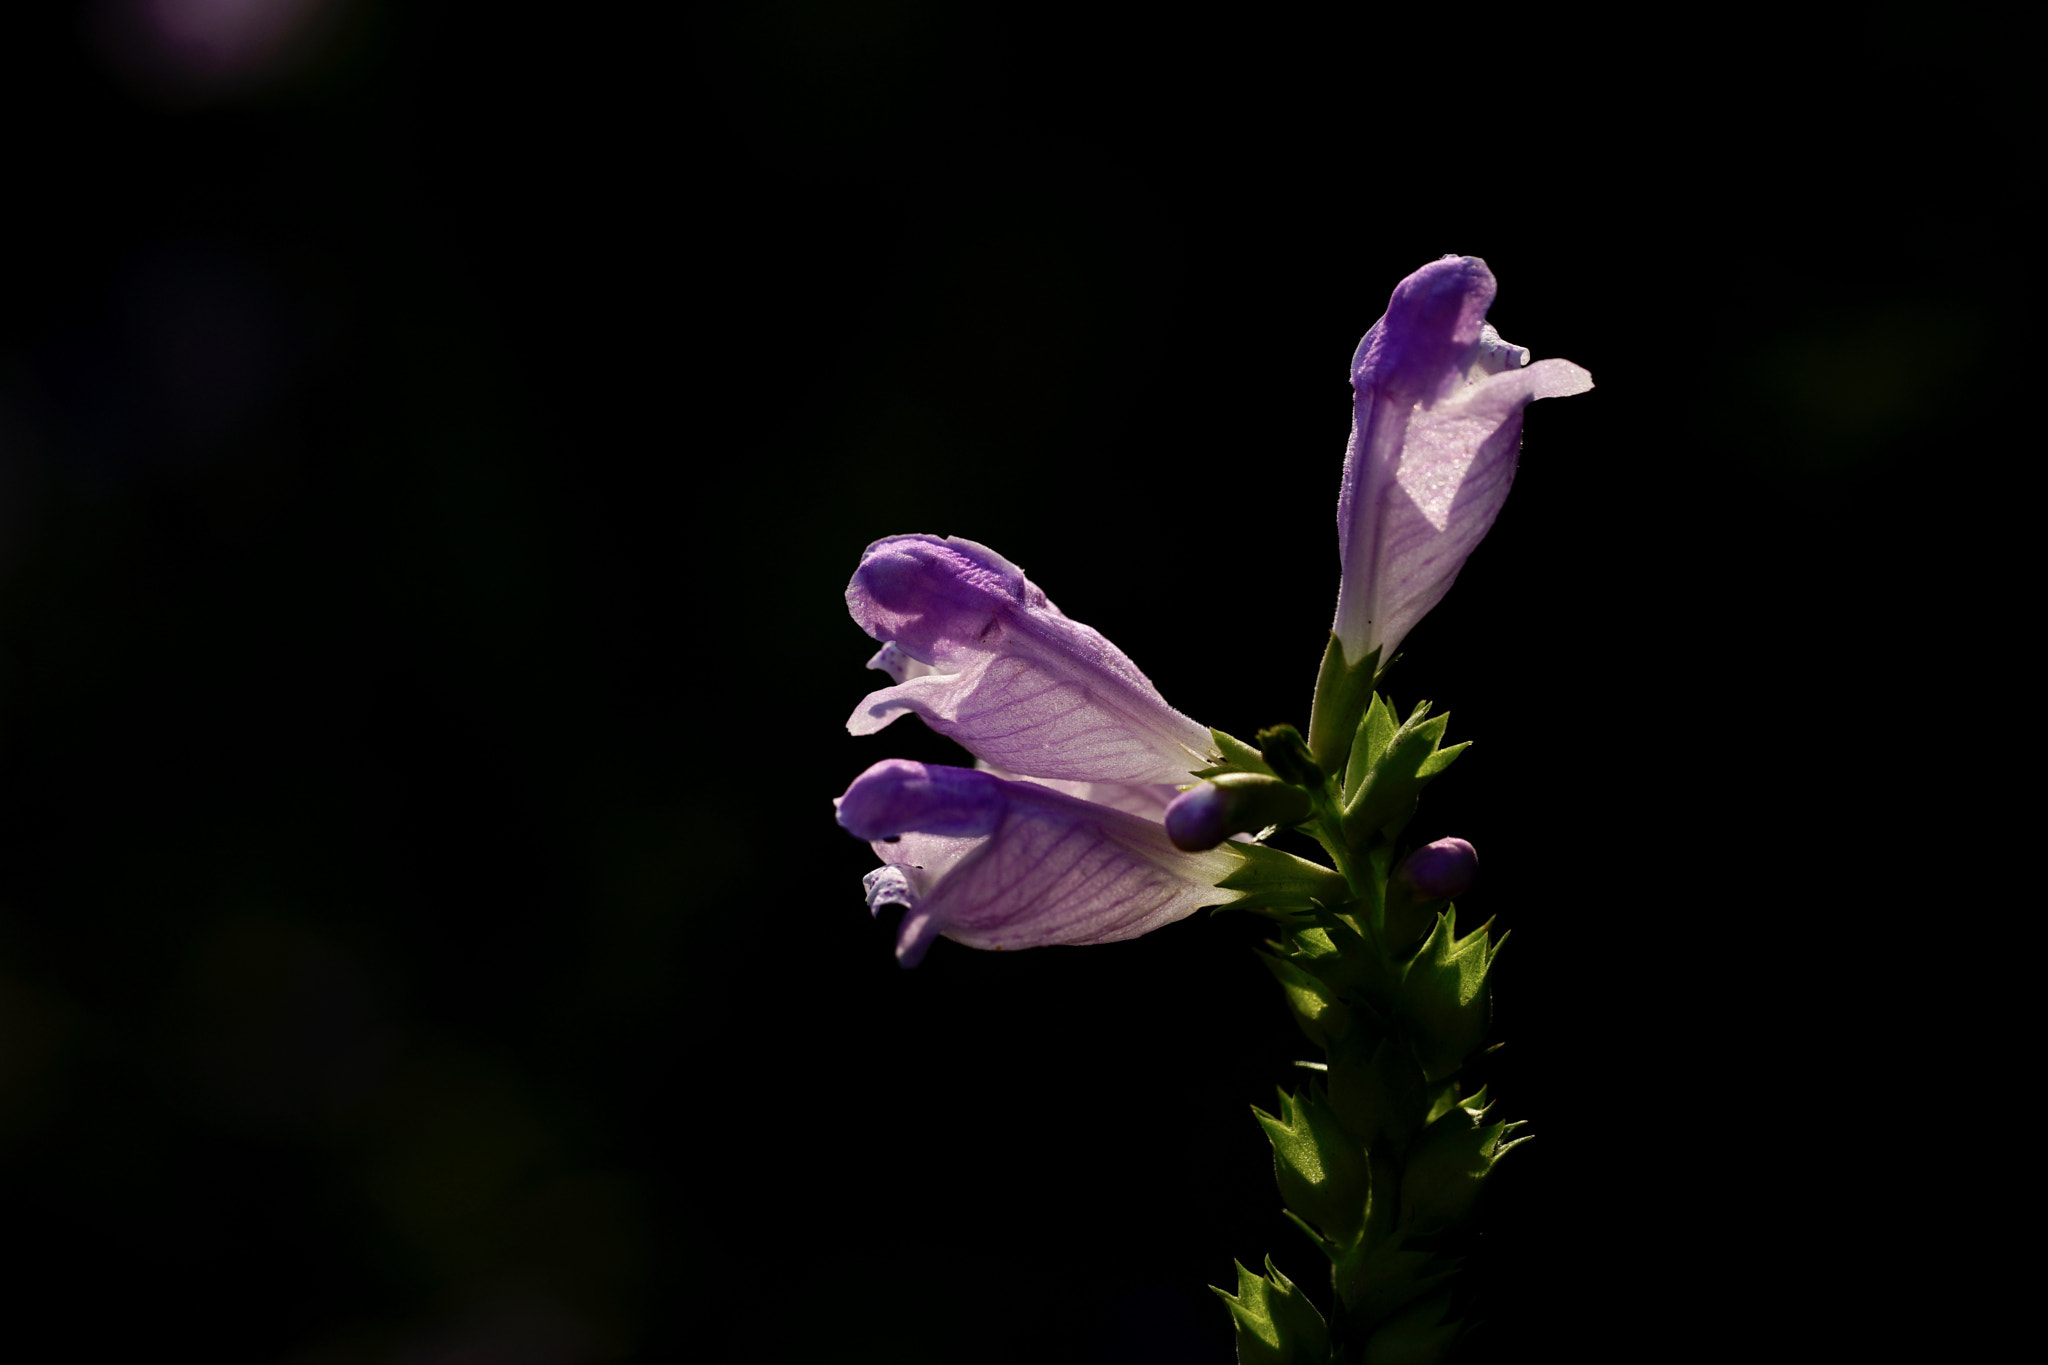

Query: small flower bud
[1398,837,1477,899]
[1164,773,1314,852]
[1164,784,1230,852]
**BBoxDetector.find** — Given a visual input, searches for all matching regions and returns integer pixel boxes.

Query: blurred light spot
[91,0,352,102]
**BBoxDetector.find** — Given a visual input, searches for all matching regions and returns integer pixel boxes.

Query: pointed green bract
[1342,701,1468,843]
[1254,1086,1372,1247]
[1216,841,1353,921]
[1212,1257,1332,1365]
[1204,726,1278,779]
[1400,1095,1528,1236]
[1397,907,1501,1082]
[1342,692,1398,799]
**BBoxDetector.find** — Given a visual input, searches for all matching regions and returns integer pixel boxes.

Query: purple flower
[836,759,1243,966]
[846,535,1213,786]
[1333,256,1593,664]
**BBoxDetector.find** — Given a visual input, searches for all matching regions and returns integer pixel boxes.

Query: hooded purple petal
[1333,256,1592,662]
[835,759,1240,966]
[846,535,1215,785]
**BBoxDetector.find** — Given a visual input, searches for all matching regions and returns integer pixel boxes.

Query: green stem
[1304,782,1380,954]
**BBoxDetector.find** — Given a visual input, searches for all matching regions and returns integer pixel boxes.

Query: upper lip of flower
[844,533,1216,787]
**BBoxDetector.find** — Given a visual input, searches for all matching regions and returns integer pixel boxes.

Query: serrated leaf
[1261,1255,1331,1358]
[1216,841,1353,919]
[1343,705,1462,843]
[1214,1260,1285,1361]
[1211,1256,1331,1365]
[1343,692,1399,799]
[1397,907,1499,1081]
[1254,1087,1371,1248]
[1414,739,1469,781]
[1399,1100,1525,1236]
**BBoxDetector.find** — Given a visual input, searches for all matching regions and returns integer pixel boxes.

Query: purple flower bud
[1164,783,1232,852]
[1398,837,1478,900]
[1164,774,1316,852]
[1334,257,1592,664]
[835,759,1241,966]
[846,535,1214,786]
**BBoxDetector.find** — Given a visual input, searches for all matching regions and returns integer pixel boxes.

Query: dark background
[0,3,2016,1360]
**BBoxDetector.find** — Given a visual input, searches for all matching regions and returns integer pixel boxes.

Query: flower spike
[828,254,1582,1359]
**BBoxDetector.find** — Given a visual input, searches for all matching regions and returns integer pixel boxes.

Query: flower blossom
[1333,255,1593,665]
[846,534,1212,788]
[837,759,1243,966]
[839,536,1238,963]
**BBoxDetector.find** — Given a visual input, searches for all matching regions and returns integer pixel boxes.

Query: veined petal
[846,534,1214,785]
[835,759,1240,966]
[1334,256,1592,663]
[974,761,1182,823]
